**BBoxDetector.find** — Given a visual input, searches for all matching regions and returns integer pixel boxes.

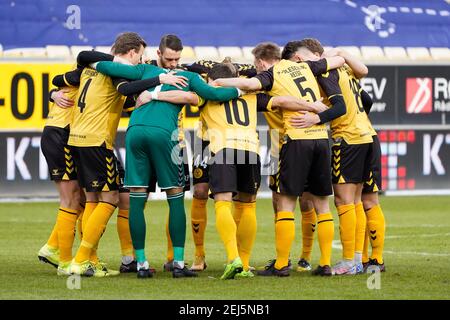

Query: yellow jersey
[45,64,79,129]
[45,86,78,129]
[201,93,272,154]
[263,109,284,158]
[68,67,127,150]
[343,65,377,137]
[318,66,374,144]
[255,59,329,141]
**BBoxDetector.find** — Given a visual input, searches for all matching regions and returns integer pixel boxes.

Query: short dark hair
[251,42,281,62]
[159,34,183,52]
[281,41,303,60]
[111,32,147,55]
[207,63,238,81]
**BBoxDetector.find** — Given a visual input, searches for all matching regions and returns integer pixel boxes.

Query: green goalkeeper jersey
[95,61,239,134]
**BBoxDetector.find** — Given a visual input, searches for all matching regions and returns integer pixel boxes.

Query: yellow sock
[362,226,370,263]
[317,212,334,266]
[236,202,257,271]
[74,202,116,263]
[300,208,317,262]
[215,201,239,262]
[274,211,295,270]
[81,202,98,237]
[337,203,356,260]
[355,202,367,256]
[366,204,385,264]
[56,207,79,263]
[117,209,134,257]
[46,221,59,249]
[76,206,84,241]
[191,198,208,257]
[233,201,244,252]
[166,214,174,261]
[233,200,244,227]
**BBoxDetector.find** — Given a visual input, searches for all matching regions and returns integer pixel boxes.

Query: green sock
[135,249,146,264]
[129,192,148,263]
[167,192,186,262]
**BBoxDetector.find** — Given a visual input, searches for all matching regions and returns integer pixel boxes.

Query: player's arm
[236,63,257,78]
[271,96,328,113]
[135,90,200,108]
[182,60,217,74]
[306,57,345,77]
[94,61,147,80]
[323,48,368,79]
[189,72,241,101]
[112,77,162,96]
[212,76,262,91]
[77,50,115,67]
[52,67,83,87]
[361,89,373,114]
[290,70,346,128]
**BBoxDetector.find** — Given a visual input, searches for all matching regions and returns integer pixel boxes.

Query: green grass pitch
[0,196,449,300]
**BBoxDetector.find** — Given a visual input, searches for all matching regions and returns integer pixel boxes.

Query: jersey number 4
[77,78,92,113]
[224,98,250,126]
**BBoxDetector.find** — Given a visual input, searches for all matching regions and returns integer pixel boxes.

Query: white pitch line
[385,233,450,239]
[331,240,450,257]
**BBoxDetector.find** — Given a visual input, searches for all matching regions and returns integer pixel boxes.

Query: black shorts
[209,149,261,196]
[41,126,77,181]
[363,135,382,193]
[71,146,120,192]
[193,140,210,185]
[331,138,371,184]
[277,138,332,197]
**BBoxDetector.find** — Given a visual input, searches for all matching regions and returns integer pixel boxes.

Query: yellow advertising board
[0,62,200,130]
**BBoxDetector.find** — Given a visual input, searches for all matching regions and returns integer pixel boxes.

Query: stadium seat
[337,46,362,59]
[194,46,220,61]
[429,47,450,60]
[384,47,408,60]
[95,46,112,54]
[71,46,93,59]
[361,46,386,60]
[242,46,254,62]
[46,45,71,59]
[406,47,431,60]
[181,46,196,60]
[218,46,244,61]
[3,47,47,58]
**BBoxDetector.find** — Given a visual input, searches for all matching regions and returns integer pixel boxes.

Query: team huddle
[38,32,386,279]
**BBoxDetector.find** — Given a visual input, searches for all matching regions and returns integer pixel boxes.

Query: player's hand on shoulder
[135,91,152,108]
[52,89,74,109]
[159,71,188,89]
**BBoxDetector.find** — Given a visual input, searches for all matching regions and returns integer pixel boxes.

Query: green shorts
[124,125,185,190]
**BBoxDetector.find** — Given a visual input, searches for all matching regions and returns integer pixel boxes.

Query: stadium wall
[0,62,449,198]
[0,0,449,48]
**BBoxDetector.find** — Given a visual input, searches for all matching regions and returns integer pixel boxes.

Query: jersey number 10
[224,98,250,126]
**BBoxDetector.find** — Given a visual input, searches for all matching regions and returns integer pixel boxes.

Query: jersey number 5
[294,76,317,102]
[224,98,250,126]
[77,78,92,113]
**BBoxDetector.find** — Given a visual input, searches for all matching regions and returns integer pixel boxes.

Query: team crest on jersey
[91,180,99,188]
[52,169,59,176]
[194,168,203,179]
